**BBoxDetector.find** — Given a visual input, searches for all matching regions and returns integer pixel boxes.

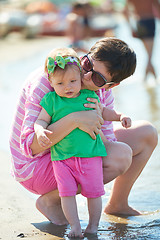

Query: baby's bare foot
[84,224,98,235]
[68,226,83,238]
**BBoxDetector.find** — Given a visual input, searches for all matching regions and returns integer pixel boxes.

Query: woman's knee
[116,143,132,174]
[143,121,158,148]
[36,190,60,210]
[115,120,158,155]
[103,142,132,175]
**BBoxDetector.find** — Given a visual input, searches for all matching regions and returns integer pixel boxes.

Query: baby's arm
[34,108,52,148]
[102,107,131,128]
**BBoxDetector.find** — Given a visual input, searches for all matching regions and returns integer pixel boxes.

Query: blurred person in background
[66,1,93,53]
[124,0,160,82]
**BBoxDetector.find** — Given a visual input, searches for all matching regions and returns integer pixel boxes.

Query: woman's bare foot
[104,203,141,216]
[68,225,83,238]
[36,192,68,225]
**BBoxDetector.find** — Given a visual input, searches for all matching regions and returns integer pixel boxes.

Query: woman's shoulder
[28,67,50,87]
[43,91,55,98]
[23,67,53,97]
[96,88,114,105]
[97,88,113,98]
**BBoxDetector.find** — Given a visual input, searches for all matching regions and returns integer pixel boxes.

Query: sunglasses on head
[81,54,115,87]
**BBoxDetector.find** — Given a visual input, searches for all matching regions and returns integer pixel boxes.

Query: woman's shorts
[20,152,57,195]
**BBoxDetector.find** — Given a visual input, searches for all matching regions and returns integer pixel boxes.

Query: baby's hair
[44,47,80,75]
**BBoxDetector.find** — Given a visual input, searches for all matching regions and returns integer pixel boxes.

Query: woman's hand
[74,110,104,140]
[84,98,103,117]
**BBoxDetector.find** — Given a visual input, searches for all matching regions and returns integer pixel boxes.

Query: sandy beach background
[0,22,160,239]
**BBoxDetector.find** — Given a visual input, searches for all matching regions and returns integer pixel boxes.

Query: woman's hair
[44,47,81,77]
[89,37,137,83]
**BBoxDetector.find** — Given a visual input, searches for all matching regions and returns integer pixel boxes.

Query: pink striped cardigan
[9,67,116,182]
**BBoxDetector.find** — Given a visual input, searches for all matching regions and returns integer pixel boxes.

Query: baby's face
[50,66,81,98]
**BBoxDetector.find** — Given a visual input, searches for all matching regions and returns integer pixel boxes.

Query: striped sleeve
[20,70,53,158]
[97,89,117,142]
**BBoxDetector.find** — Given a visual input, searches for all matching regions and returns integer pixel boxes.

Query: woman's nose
[83,71,92,81]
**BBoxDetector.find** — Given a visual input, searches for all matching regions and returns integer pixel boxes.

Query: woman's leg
[61,196,83,238]
[29,154,68,225]
[143,38,156,79]
[36,189,68,225]
[102,141,132,184]
[85,197,102,234]
[36,157,83,226]
[104,120,158,215]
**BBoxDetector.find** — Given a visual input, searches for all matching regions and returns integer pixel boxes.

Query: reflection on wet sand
[99,210,160,240]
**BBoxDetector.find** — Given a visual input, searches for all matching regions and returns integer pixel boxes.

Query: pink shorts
[20,152,57,195]
[52,156,105,198]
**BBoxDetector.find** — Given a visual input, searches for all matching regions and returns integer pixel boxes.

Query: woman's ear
[80,71,84,79]
[110,82,120,89]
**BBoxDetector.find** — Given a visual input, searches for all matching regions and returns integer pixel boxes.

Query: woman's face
[81,57,113,91]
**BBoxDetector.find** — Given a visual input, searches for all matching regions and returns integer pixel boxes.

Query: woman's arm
[30,110,104,155]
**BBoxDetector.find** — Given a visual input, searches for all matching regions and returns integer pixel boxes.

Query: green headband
[47,55,81,76]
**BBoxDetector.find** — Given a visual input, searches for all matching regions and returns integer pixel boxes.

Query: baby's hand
[120,115,132,128]
[37,129,52,148]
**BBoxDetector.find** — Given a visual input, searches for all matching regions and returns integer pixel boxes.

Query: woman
[10,37,158,225]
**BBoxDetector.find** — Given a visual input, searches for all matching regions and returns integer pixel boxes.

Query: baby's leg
[61,196,83,238]
[85,197,102,234]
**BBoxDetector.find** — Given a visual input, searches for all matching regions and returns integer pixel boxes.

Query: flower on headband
[65,57,81,71]
[47,54,81,76]
[66,56,76,63]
